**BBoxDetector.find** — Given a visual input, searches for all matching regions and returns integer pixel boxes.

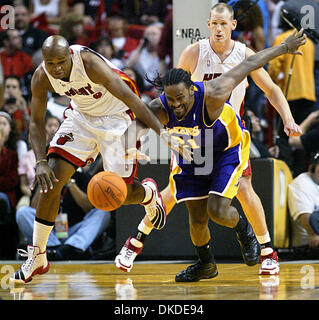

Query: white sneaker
[10,245,50,284]
[259,251,279,275]
[114,237,143,272]
[141,178,166,230]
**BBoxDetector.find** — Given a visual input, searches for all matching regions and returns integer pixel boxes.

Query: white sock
[142,185,153,204]
[33,220,54,253]
[261,247,274,256]
[138,220,153,235]
[256,232,271,245]
[130,238,143,248]
[256,232,274,256]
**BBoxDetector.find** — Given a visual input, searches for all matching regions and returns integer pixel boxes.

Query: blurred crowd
[0,0,318,258]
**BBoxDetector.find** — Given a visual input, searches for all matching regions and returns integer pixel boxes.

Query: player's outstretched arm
[29,67,59,192]
[205,29,307,111]
[148,98,170,125]
[83,52,192,161]
[82,51,164,136]
[29,68,49,162]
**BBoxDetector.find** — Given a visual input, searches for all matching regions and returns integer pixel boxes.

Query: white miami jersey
[192,39,248,116]
[42,45,131,117]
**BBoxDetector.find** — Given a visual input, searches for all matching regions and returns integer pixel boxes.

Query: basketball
[87,171,127,211]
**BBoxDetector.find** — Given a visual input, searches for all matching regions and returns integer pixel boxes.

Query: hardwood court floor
[0,261,318,300]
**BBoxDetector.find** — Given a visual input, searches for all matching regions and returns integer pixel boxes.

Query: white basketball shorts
[48,106,137,182]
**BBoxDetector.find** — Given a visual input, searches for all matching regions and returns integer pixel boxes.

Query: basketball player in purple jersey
[116,3,303,276]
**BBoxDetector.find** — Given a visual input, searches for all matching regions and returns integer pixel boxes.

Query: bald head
[42,35,69,57]
[42,36,72,80]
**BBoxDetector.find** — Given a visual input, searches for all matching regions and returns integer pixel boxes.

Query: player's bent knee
[207,200,231,226]
[207,206,224,224]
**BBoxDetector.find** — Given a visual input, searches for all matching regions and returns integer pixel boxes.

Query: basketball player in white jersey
[115,3,302,276]
[10,35,191,284]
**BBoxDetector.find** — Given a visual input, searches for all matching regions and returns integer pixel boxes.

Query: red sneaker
[259,251,279,275]
[114,237,143,272]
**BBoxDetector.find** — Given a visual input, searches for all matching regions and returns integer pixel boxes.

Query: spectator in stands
[233,0,266,52]
[0,63,3,106]
[119,0,169,25]
[29,0,68,27]
[71,0,101,26]
[157,9,172,74]
[92,35,125,69]
[288,110,319,156]
[232,1,267,122]
[269,0,285,45]
[125,24,162,95]
[268,10,316,124]
[2,76,29,138]
[2,97,26,138]
[3,76,27,112]
[0,29,34,79]
[46,93,70,121]
[268,21,316,176]
[16,146,35,210]
[0,111,28,162]
[122,67,151,104]
[107,15,139,60]
[17,114,60,210]
[245,109,279,159]
[32,49,44,69]
[14,4,48,57]
[0,115,19,224]
[45,114,61,143]
[16,165,112,260]
[227,0,269,47]
[288,152,319,251]
[282,0,319,111]
[59,12,90,46]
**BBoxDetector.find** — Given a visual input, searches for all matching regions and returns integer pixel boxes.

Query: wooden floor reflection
[0,261,318,300]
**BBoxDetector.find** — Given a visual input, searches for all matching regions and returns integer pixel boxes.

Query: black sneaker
[175,261,218,282]
[236,222,260,266]
[47,245,89,261]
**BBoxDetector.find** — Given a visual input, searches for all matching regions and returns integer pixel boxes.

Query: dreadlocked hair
[146,68,194,91]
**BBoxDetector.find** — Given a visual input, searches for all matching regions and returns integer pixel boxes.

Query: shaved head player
[10,35,190,284]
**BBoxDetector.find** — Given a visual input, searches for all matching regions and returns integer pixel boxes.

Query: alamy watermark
[300,265,316,290]
[115,123,216,176]
[300,5,316,30]
[1,5,14,30]
[0,265,14,289]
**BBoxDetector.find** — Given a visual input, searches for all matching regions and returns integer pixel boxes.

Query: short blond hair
[210,3,234,20]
